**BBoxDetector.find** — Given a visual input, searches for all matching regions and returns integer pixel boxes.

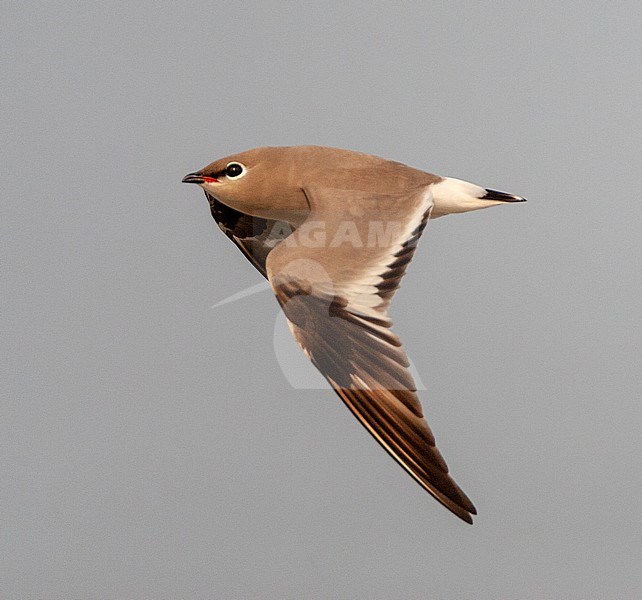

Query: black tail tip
[483,189,527,203]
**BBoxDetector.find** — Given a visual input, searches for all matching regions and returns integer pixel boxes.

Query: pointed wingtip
[450,501,476,524]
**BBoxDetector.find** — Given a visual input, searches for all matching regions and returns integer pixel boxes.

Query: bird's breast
[208,184,310,227]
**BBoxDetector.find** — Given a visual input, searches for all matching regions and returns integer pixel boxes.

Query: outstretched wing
[205,192,294,279]
[266,185,476,523]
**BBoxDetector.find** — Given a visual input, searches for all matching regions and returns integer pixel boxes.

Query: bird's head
[182,146,312,222]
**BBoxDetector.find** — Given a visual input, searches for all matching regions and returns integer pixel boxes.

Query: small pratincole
[183,145,525,524]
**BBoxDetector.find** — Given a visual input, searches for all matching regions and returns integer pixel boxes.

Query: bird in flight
[183,146,525,524]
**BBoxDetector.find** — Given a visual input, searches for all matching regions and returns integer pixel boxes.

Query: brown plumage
[183,145,526,523]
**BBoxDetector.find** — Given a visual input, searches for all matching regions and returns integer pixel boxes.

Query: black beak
[482,189,527,202]
[182,171,205,184]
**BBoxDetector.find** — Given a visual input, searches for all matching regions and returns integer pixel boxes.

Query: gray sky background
[2,2,641,598]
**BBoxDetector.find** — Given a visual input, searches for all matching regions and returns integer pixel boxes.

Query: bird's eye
[225,162,245,179]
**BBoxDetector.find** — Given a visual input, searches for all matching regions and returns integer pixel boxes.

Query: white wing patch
[345,186,434,315]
